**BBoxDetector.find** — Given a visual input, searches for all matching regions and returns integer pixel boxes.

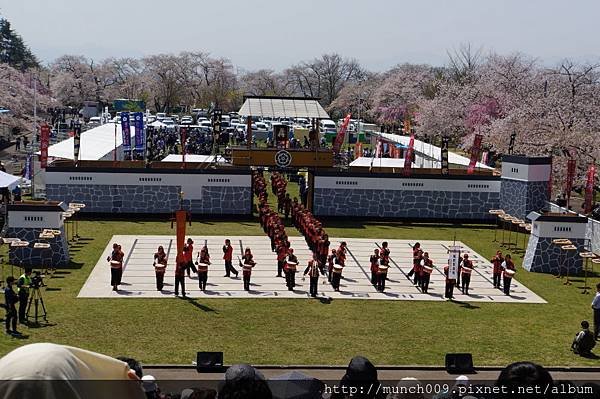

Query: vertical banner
[39,123,50,168]
[481,150,489,166]
[402,131,415,176]
[120,112,131,151]
[180,127,187,168]
[565,159,576,203]
[23,154,32,180]
[175,209,187,259]
[133,112,145,152]
[73,122,81,163]
[584,164,596,214]
[447,245,461,280]
[375,137,383,158]
[441,136,450,176]
[354,142,362,158]
[333,113,352,154]
[467,134,483,174]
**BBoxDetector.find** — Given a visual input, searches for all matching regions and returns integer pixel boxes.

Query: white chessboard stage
[78,236,546,303]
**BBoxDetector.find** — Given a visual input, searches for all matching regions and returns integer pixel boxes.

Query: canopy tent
[161,154,226,163]
[0,171,22,190]
[376,132,493,170]
[43,123,135,161]
[149,121,166,128]
[238,96,330,119]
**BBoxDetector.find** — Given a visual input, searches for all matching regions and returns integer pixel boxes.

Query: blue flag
[23,154,32,180]
[133,112,145,151]
[120,112,131,150]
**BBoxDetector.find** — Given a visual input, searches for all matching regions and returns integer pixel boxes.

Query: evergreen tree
[0,17,39,70]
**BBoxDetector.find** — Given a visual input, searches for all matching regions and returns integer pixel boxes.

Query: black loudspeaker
[445,353,474,374]
[196,352,224,373]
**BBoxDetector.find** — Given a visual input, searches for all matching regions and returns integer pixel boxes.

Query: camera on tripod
[30,271,45,289]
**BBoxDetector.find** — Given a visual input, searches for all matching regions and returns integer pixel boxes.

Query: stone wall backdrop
[7,227,70,268]
[500,179,549,219]
[523,236,585,274]
[313,188,499,219]
[46,184,252,215]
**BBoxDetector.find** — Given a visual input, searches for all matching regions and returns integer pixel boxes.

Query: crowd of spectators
[0,343,599,399]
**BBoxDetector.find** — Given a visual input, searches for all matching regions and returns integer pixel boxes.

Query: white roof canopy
[161,154,226,163]
[44,123,135,161]
[0,171,21,190]
[238,97,330,119]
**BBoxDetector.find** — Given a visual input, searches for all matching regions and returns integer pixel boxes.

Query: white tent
[0,171,22,190]
[43,123,136,161]
[376,132,493,170]
[161,154,226,163]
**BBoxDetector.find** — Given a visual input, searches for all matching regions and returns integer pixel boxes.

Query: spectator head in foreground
[0,343,144,399]
[333,355,384,399]
[218,363,272,399]
[387,377,425,399]
[496,361,553,398]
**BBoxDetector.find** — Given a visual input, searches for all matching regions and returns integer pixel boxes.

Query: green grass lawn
[1,214,599,368]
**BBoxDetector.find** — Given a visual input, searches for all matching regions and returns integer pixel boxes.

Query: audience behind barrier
[0,344,599,399]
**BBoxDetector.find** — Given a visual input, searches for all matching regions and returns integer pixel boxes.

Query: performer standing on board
[285,248,298,291]
[491,250,504,289]
[240,248,256,291]
[174,252,187,298]
[222,239,238,278]
[107,243,124,292]
[420,252,434,294]
[197,246,211,291]
[153,245,168,291]
[410,242,423,286]
[303,254,323,298]
[370,249,380,286]
[502,254,516,296]
[460,254,474,295]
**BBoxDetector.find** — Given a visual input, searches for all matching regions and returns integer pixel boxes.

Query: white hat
[455,375,469,385]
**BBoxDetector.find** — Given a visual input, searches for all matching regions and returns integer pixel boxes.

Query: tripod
[26,286,48,325]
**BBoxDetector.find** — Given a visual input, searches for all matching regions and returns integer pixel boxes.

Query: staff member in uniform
[174,252,187,298]
[222,239,238,278]
[331,255,344,292]
[303,254,323,298]
[460,254,474,295]
[370,249,380,286]
[284,248,298,291]
[491,250,504,289]
[327,249,336,282]
[4,276,19,335]
[196,246,210,291]
[16,268,32,324]
[241,248,256,291]
[501,254,516,296]
[420,252,434,294]
[153,246,168,291]
[592,283,600,340]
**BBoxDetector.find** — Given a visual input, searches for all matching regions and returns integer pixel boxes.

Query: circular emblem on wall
[275,150,292,167]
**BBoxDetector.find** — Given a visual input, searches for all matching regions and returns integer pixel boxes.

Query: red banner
[333,114,352,154]
[584,164,596,214]
[403,132,415,176]
[467,134,483,174]
[39,124,50,168]
[565,159,576,200]
[354,142,362,158]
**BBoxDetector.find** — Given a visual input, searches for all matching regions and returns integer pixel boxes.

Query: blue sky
[2,0,599,71]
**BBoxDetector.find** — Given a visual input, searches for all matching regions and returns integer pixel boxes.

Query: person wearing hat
[304,253,324,297]
[420,252,434,294]
[141,374,160,398]
[222,239,238,278]
[460,254,474,295]
[184,238,197,278]
[370,249,380,286]
[16,268,32,323]
[327,248,337,282]
[284,248,298,291]
[106,243,123,292]
[501,254,515,296]
[331,253,344,292]
[174,252,187,298]
[4,276,20,335]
